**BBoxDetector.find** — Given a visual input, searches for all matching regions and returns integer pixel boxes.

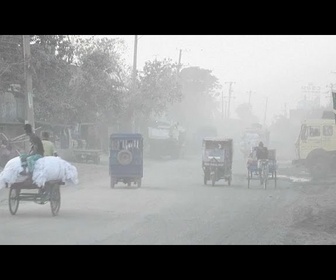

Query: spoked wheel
[137,179,142,188]
[9,187,20,215]
[50,184,61,216]
[263,167,268,190]
[211,173,215,186]
[110,177,115,188]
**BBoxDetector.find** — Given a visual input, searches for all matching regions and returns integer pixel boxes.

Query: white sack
[0,156,79,190]
[32,156,79,187]
[0,156,27,190]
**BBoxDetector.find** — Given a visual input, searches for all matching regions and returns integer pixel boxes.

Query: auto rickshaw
[109,133,143,188]
[202,137,233,186]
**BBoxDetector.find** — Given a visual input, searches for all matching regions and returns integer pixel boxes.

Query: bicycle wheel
[263,165,268,190]
[9,187,20,215]
[50,184,61,216]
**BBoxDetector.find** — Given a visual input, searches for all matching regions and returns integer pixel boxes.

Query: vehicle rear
[109,133,143,187]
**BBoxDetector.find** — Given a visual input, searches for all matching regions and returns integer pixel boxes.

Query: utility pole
[225,82,235,119]
[131,35,138,132]
[247,90,253,106]
[221,91,224,120]
[178,49,182,72]
[263,97,268,125]
[22,35,35,130]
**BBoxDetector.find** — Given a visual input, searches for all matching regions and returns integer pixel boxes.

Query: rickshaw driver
[255,141,268,175]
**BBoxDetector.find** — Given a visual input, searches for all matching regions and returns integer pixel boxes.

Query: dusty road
[1,154,336,245]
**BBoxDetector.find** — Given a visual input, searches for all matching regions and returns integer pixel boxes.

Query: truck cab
[294,118,336,178]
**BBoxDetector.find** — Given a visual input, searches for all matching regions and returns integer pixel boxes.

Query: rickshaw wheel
[228,176,231,186]
[211,174,215,186]
[110,177,115,188]
[50,184,61,216]
[203,176,207,185]
[137,179,142,188]
[9,187,20,215]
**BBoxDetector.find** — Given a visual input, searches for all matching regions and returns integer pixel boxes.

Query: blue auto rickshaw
[109,133,143,188]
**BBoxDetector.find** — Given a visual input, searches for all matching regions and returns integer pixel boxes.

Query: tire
[137,179,142,188]
[211,174,215,186]
[263,168,268,190]
[9,187,20,215]
[228,176,231,186]
[50,184,61,216]
[204,176,207,185]
[110,177,115,188]
[247,171,250,188]
[117,150,133,165]
[94,155,100,164]
[306,149,330,179]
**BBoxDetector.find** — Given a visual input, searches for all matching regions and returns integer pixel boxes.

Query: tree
[132,58,182,127]
[69,36,128,124]
[166,66,221,129]
[29,35,77,123]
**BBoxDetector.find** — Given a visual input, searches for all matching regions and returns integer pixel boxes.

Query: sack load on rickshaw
[0,155,78,216]
[202,137,233,186]
[0,155,78,190]
[109,133,143,188]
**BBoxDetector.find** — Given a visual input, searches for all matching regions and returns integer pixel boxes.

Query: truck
[239,123,270,158]
[147,120,184,159]
[292,116,336,178]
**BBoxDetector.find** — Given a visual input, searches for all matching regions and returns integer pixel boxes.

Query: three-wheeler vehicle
[109,133,143,188]
[202,137,233,186]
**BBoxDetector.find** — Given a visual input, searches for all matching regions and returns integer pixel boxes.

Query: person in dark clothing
[20,124,44,175]
[254,141,268,178]
[255,141,268,160]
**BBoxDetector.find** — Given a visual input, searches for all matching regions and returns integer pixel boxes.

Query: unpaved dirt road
[1,154,336,245]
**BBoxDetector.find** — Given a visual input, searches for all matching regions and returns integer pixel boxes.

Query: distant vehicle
[202,137,233,186]
[147,120,183,159]
[292,117,336,178]
[239,123,270,158]
[109,133,143,188]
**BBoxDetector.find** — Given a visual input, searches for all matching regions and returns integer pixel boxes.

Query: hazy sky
[99,35,336,124]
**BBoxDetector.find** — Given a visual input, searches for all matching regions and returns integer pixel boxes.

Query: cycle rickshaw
[246,148,277,189]
[202,138,233,186]
[8,177,63,216]
[109,133,143,188]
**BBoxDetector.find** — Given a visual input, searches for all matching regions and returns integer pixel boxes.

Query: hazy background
[100,35,336,124]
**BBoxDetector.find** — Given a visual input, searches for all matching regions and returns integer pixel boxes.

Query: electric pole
[247,90,253,106]
[225,82,235,119]
[221,91,224,120]
[23,35,35,130]
[263,96,268,125]
[131,35,138,132]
